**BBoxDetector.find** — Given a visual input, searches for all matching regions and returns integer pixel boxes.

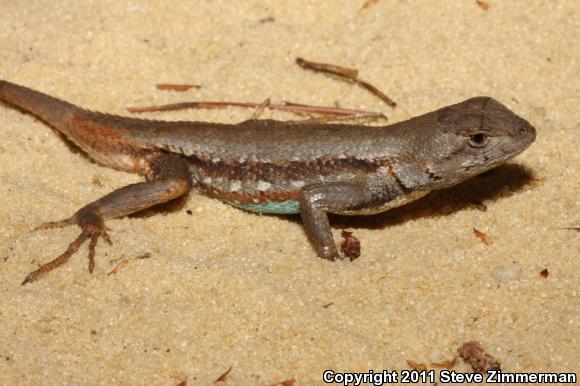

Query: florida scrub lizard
[0,80,536,284]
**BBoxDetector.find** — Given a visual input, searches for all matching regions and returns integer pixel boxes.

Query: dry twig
[296,57,396,107]
[156,83,201,91]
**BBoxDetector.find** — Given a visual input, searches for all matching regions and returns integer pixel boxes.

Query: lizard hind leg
[22,153,192,285]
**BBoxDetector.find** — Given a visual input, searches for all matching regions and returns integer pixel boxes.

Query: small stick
[295,57,397,107]
[128,100,381,117]
[107,259,129,276]
[562,227,580,232]
[155,83,201,91]
[354,78,397,107]
[296,57,359,79]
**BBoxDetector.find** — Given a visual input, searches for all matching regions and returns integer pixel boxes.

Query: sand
[0,1,578,385]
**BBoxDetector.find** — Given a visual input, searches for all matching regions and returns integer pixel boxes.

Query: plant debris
[268,379,295,386]
[457,341,501,373]
[340,230,361,259]
[431,358,457,369]
[476,0,490,10]
[473,228,492,245]
[107,259,129,276]
[406,360,427,372]
[361,0,381,11]
[92,175,103,187]
[295,57,396,107]
[156,83,201,91]
[296,57,359,79]
[259,16,275,23]
[215,366,232,383]
[135,252,152,260]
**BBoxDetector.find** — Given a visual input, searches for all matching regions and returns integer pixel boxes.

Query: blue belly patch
[228,199,300,214]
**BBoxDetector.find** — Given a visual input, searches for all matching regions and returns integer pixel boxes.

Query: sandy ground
[0,1,578,385]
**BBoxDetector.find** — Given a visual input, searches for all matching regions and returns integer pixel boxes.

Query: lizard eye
[468,133,491,148]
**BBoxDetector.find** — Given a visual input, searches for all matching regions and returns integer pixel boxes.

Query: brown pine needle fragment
[269,379,295,386]
[215,366,232,383]
[156,83,201,91]
[135,252,152,259]
[295,57,396,107]
[562,226,580,232]
[431,357,457,369]
[473,228,492,245]
[355,79,397,108]
[296,57,358,79]
[458,341,501,373]
[476,0,490,10]
[259,16,275,24]
[406,360,427,371]
[361,0,381,11]
[107,259,129,276]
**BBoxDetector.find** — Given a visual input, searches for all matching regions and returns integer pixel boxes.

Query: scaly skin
[0,80,536,283]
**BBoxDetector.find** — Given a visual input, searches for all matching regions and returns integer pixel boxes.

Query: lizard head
[418,96,536,189]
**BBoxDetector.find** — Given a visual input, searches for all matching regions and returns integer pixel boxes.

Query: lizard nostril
[520,122,537,142]
[518,124,529,136]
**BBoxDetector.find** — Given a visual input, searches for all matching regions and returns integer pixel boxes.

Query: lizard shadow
[283,162,538,231]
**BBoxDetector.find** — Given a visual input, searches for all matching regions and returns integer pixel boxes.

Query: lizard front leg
[299,181,370,260]
[22,153,192,285]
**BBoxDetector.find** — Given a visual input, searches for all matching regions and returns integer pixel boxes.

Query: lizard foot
[23,209,112,285]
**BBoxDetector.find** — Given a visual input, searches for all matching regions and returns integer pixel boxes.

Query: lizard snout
[517,118,537,147]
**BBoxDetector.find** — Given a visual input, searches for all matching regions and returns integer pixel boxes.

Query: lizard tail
[0,80,81,132]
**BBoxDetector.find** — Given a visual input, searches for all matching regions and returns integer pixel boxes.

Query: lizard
[0,80,536,284]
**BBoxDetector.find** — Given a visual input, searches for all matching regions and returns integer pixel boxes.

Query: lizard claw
[23,208,112,285]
